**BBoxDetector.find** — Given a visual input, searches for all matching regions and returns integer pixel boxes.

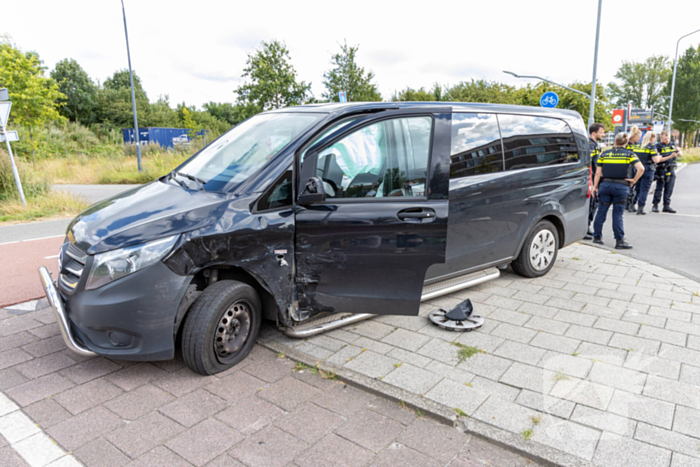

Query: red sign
[612,109,624,126]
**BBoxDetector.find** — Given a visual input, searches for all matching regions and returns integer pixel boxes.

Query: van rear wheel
[511,220,559,278]
[182,280,261,375]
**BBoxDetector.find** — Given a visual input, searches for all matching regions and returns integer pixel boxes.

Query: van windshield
[176,112,322,192]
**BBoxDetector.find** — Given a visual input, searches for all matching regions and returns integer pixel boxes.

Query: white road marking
[44,255,59,259]
[0,234,64,246]
[0,392,81,467]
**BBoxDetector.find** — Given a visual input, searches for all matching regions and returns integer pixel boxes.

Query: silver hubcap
[529,229,555,271]
[214,302,251,359]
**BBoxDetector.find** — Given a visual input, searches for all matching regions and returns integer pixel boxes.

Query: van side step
[283,267,500,338]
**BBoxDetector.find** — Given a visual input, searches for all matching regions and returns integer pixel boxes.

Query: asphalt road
[585,163,700,282]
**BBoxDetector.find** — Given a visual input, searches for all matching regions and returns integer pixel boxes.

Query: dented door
[294,111,451,316]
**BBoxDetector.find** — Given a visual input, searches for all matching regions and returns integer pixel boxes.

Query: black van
[39,102,590,375]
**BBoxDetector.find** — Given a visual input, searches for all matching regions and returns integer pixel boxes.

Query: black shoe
[592,238,604,245]
[636,208,646,215]
[663,206,677,213]
[652,204,659,213]
[583,234,593,240]
[615,239,633,249]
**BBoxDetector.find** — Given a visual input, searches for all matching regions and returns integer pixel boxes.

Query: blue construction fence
[122,127,208,149]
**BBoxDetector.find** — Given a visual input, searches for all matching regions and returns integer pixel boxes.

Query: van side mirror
[298,176,326,205]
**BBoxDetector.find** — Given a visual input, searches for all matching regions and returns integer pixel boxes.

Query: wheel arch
[515,211,566,260]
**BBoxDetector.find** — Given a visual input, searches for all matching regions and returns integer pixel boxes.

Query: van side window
[256,170,292,211]
[450,113,504,178]
[315,117,432,198]
[498,115,579,171]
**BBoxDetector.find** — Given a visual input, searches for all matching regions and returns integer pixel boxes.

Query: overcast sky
[4,1,700,108]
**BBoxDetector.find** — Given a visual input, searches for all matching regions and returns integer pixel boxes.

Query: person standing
[632,131,660,215]
[625,126,643,212]
[584,123,605,240]
[592,132,644,249]
[653,130,682,213]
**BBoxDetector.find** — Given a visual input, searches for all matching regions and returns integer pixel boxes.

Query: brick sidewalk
[0,301,538,467]
[261,243,700,467]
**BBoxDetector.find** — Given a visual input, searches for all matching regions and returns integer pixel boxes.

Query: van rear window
[498,115,579,171]
[450,113,504,179]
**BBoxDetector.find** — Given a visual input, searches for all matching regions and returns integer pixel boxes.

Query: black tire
[511,220,559,278]
[182,280,261,375]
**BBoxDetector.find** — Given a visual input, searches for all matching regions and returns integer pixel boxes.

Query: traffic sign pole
[588,0,602,130]
[1,124,27,206]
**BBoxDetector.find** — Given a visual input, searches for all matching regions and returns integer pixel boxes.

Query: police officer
[584,123,605,240]
[592,132,644,249]
[625,126,643,212]
[653,130,682,213]
[632,131,660,215]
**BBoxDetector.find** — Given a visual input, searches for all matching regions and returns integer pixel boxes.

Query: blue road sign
[540,91,559,108]
[338,92,347,103]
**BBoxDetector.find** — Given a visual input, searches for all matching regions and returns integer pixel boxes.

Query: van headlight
[85,235,179,290]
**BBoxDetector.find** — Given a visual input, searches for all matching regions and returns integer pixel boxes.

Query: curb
[258,337,596,467]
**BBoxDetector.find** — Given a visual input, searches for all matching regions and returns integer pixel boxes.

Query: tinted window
[498,115,579,171]
[450,113,504,178]
[315,117,432,198]
[256,170,292,211]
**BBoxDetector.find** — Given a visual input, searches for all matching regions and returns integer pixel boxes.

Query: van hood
[67,180,233,255]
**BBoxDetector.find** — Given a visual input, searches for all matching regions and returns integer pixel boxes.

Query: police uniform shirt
[655,142,677,167]
[636,144,658,166]
[589,138,601,170]
[597,148,639,180]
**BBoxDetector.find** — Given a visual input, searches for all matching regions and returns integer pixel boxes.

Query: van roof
[268,101,582,120]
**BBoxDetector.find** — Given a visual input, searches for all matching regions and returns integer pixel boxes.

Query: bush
[0,151,49,201]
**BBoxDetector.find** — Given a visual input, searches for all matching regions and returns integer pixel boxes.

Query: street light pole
[667,28,700,134]
[121,0,142,172]
[502,71,591,99]
[588,0,603,130]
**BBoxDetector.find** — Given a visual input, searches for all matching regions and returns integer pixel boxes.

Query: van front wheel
[511,220,559,278]
[182,280,261,375]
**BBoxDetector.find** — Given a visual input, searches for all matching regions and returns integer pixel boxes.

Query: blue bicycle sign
[540,92,559,108]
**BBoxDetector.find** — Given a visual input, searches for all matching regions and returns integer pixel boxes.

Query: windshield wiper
[173,171,206,191]
[167,172,188,189]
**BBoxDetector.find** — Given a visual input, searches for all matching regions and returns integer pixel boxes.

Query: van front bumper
[38,261,193,361]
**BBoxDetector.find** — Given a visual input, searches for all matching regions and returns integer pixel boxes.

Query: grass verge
[679,147,700,164]
[0,190,89,223]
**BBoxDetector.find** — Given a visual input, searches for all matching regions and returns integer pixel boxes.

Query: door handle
[397,208,436,221]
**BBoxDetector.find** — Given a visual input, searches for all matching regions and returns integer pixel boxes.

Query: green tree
[0,38,65,159]
[445,79,518,104]
[608,55,671,110]
[322,42,381,102]
[668,45,700,137]
[392,84,446,101]
[96,69,149,128]
[202,102,239,125]
[146,95,178,127]
[234,40,311,120]
[50,58,98,125]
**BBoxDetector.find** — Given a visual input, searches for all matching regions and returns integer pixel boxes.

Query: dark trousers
[633,166,654,209]
[594,182,629,240]
[653,167,676,206]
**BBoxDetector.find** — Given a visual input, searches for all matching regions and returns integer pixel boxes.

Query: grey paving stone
[0,348,34,372]
[624,352,681,380]
[648,305,692,323]
[530,332,581,354]
[351,336,394,354]
[104,384,175,420]
[659,343,700,367]
[547,298,585,313]
[381,328,431,352]
[424,378,489,416]
[515,389,575,418]
[53,378,123,415]
[313,382,375,417]
[622,310,667,328]
[0,446,31,467]
[643,374,700,408]
[597,288,634,302]
[154,368,218,397]
[687,335,700,351]
[386,347,432,368]
[205,371,265,404]
[48,406,125,451]
[124,446,192,467]
[493,340,546,366]
[105,362,167,391]
[258,375,319,412]
[375,314,426,331]
[490,322,537,343]
[635,422,700,460]
[240,354,296,383]
[580,303,625,320]
[293,433,373,467]
[158,388,228,428]
[24,398,72,429]
[106,412,185,458]
[335,409,404,452]
[454,332,505,354]
[6,373,75,407]
[679,364,700,386]
[571,292,612,308]
[512,290,550,305]
[570,404,636,437]
[424,360,475,384]
[531,413,601,461]
[538,350,593,379]
[553,310,597,328]
[416,321,464,340]
[593,316,640,335]
[73,438,130,467]
[204,454,245,467]
[673,453,700,467]
[0,315,43,337]
[346,320,395,340]
[273,403,343,444]
[607,391,675,429]
[397,417,466,463]
[343,350,399,379]
[608,334,661,356]
[366,397,417,426]
[166,419,243,467]
[549,377,614,411]
[0,332,36,353]
[471,395,540,434]
[20,335,63,358]
[524,316,570,335]
[487,308,531,326]
[638,325,688,346]
[416,338,459,365]
[26,323,61,339]
[382,362,442,395]
[293,342,334,360]
[518,302,560,318]
[324,328,361,343]
[305,335,347,352]
[499,362,558,394]
[216,396,284,435]
[371,442,441,467]
[588,361,647,394]
[58,358,121,384]
[673,405,700,438]
[452,351,512,383]
[469,375,521,401]
[325,344,363,367]
[564,324,612,345]
[14,352,75,379]
[593,431,671,467]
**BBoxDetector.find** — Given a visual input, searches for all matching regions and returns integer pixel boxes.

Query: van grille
[59,243,88,292]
